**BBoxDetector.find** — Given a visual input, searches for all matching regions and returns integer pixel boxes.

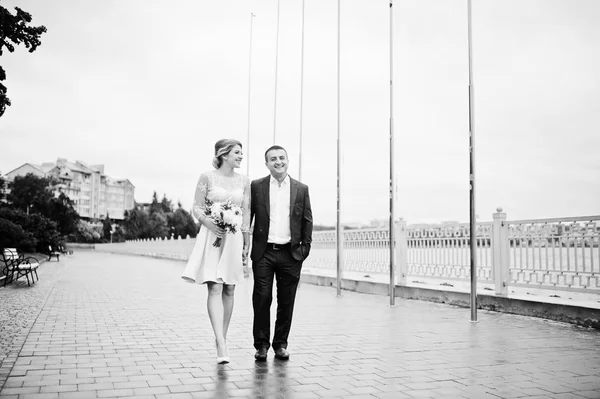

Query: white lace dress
[181,170,250,285]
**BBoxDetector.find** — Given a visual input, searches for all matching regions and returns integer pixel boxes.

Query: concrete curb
[300,274,600,329]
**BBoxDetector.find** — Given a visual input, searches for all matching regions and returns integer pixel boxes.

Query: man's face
[265,149,288,179]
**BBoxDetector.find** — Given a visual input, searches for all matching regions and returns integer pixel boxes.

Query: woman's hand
[242,248,250,278]
[205,219,225,237]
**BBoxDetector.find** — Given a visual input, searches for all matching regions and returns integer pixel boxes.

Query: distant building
[2,158,135,220]
[367,218,405,229]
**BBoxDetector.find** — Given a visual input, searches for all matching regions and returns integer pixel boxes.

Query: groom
[247,145,313,361]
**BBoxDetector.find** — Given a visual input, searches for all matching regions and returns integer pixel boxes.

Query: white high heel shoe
[215,340,229,364]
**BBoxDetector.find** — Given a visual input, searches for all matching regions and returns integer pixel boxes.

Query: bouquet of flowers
[204,198,243,247]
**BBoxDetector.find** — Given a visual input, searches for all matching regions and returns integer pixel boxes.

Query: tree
[149,211,169,239]
[169,205,198,239]
[0,173,5,201]
[111,225,125,243]
[4,174,80,236]
[102,213,111,241]
[7,173,54,213]
[160,194,173,213]
[69,220,101,243]
[47,192,79,235]
[122,207,152,239]
[0,4,47,117]
[149,191,162,215]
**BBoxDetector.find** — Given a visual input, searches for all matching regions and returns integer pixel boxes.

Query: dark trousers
[252,246,302,350]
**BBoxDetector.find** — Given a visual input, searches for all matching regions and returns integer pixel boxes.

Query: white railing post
[492,207,509,296]
[395,219,408,286]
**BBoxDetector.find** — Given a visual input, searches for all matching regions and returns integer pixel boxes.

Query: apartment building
[3,158,134,220]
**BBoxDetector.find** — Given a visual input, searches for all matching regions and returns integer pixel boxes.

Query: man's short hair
[264,145,288,162]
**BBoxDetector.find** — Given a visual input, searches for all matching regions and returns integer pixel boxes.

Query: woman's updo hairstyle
[212,139,243,169]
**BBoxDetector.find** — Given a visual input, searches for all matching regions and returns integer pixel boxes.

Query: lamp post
[388,0,396,307]
[298,0,306,182]
[335,0,343,297]
[467,0,478,322]
[246,12,256,178]
[273,0,281,144]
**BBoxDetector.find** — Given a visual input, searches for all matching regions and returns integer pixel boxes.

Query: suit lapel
[290,177,299,211]
[261,176,270,217]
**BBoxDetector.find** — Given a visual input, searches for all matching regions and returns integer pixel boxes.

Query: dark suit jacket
[250,175,313,262]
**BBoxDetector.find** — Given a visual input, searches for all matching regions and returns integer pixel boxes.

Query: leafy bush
[111,225,126,243]
[0,218,37,251]
[66,220,102,243]
[0,208,61,251]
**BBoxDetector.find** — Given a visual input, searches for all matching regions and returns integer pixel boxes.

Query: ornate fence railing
[304,210,600,295]
[406,223,493,283]
[303,229,393,274]
[506,216,599,293]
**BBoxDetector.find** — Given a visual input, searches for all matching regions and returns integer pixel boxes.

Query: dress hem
[181,276,238,285]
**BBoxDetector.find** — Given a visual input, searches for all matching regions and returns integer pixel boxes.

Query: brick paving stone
[578,392,600,399]
[0,258,62,389]
[373,392,412,399]
[17,393,59,399]
[96,388,136,398]
[57,391,98,399]
[133,386,171,395]
[1,251,599,399]
[38,385,77,394]
[317,388,352,397]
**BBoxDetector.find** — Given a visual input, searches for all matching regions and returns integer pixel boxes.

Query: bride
[181,138,250,364]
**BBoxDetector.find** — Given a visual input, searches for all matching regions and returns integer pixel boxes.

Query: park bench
[47,245,61,261]
[58,244,73,255]
[1,248,40,287]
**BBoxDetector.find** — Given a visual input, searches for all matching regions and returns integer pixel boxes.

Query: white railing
[406,223,493,283]
[505,215,599,294]
[304,229,392,274]
[304,209,600,295]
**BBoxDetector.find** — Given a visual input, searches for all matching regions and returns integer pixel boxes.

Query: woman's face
[223,145,243,169]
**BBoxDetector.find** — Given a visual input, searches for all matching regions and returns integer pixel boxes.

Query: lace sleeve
[241,175,251,233]
[192,173,210,222]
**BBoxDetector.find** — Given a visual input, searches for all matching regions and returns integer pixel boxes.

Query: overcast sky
[1,0,599,226]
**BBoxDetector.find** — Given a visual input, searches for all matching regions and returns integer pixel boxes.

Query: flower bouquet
[204,198,243,247]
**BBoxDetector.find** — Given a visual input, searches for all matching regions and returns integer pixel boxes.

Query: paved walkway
[0,250,599,399]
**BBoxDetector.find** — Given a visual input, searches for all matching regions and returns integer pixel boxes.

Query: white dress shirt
[267,174,291,244]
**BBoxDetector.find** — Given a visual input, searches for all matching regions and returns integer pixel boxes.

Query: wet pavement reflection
[252,360,290,398]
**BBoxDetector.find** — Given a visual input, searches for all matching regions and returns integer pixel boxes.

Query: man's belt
[266,242,291,251]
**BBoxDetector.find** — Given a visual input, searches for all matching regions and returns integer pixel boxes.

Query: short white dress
[181,170,250,285]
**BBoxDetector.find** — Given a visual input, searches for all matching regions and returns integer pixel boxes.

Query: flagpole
[336,0,343,297]
[467,0,478,322]
[298,0,306,182]
[388,0,396,306]
[246,12,256,178]
[273,0,281,144]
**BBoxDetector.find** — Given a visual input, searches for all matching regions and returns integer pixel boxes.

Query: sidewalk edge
[300,274,600,330]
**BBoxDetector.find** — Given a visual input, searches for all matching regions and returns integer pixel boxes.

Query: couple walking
[181,139,313,364]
